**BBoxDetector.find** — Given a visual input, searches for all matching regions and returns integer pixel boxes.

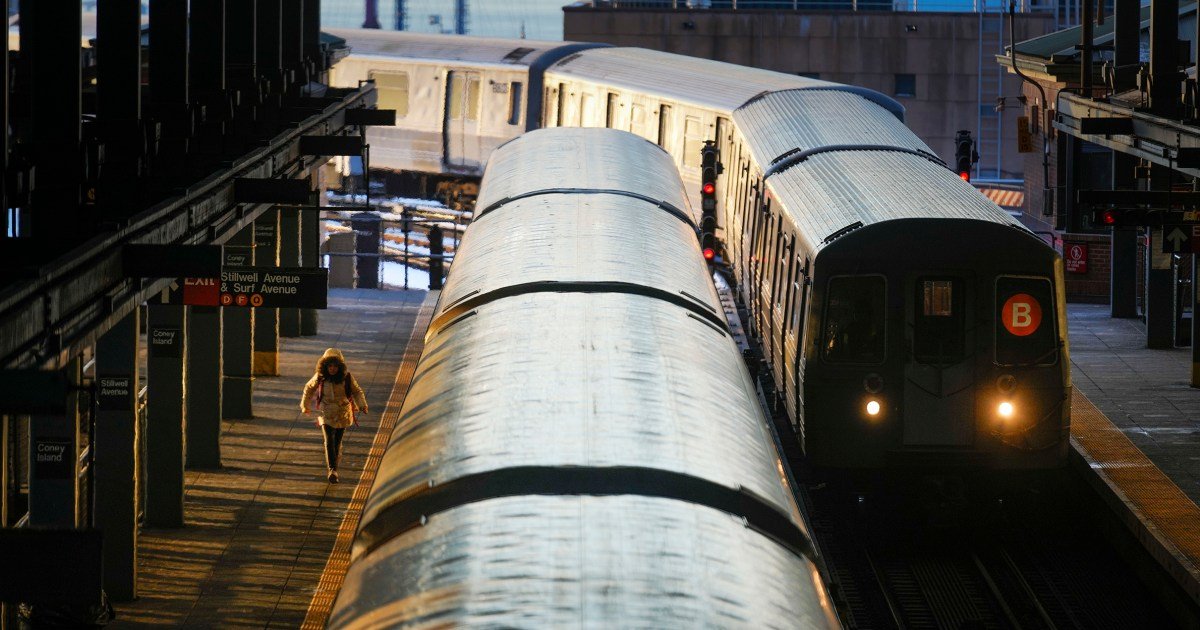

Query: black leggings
[321,425,345,470]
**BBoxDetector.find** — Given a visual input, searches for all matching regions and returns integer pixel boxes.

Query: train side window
[370,71,409,118]
[508,82,523,126]
[465,78,481,121]
[657,104,672,147]
[995,276,1057,366]
[556,84,566,127]
[606,93,618,128]
[683,117,703,167]
[913,278,965,364]
[822,276,886,364]
[447,73,465,119]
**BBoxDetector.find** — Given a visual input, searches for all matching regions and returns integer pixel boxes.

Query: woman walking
[301,348,368,483]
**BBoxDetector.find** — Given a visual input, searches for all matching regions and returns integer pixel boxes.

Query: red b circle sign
[1001,293,1042,337]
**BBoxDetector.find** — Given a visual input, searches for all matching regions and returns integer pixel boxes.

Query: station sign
[218,266,328,309]
[1064,242,1088,274]
[97,376,133,411]
[33,438,73,479]
[1161,225,1200,254]
[149,326,183,358]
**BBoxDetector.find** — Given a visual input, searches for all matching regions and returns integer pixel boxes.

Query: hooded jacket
[301,348,368,428]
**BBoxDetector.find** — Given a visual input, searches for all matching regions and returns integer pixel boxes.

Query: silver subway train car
[327,129,840,628]
[329,29,1070,469]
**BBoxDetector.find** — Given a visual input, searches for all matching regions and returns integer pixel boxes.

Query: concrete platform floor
[109,289,432,628]
[1068,303,1200,507]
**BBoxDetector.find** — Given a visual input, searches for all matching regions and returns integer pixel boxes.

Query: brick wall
[1061,233,1110,303]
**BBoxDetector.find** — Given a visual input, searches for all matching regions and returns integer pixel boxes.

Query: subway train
[326,128,840,628]
[329,29,1071,469]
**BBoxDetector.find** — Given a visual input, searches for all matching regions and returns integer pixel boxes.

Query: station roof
[997,3,1196,82]
[325,28,568,66]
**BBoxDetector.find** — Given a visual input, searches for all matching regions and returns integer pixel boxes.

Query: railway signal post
[700,141,722,261]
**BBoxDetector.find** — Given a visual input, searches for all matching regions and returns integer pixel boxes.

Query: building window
[894,74,916,98]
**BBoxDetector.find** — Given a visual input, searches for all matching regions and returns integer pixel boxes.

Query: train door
[715,118,734,236]
[444,71,481,167]
[902,275,976,446]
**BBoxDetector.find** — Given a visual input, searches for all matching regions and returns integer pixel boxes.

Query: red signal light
[959,171,970,182]
[702,182,715,195]
[1102,210,1117,225]
[702,247,715,261]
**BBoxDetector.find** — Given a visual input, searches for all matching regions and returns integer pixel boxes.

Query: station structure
[0,1,1200,628]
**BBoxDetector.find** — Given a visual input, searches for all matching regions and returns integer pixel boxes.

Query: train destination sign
[218,266,328,309]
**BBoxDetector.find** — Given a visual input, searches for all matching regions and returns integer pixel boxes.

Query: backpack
[316,372,354,406]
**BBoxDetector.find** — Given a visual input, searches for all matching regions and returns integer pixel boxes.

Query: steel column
[97,0,144,208]
[279,207,302,337]
[282,0,305,83]
[1149,0,1180,118]
[227,0,257,81]
[149,0,192,166]
[257,0,283,87]
[1114,0,1140,92]
[28,358,81,527]
[1146,166,1176,348]
[94,310,139,601]
[145,302,186,528]
[186,306,222,468]
[222,226,255,418]
[304,0,321,64]
[1111,152,1139,318]
[253,208,281,375]
[28,0,82,241]
[191,0,226,95]
[300,201,320,336]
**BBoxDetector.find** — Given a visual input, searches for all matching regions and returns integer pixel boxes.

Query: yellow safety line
[301,293,438,630]
[1070,388,1200,606]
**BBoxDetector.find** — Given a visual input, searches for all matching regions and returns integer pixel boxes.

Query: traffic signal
[1089,208,1165,227]
[955,130,978,182]
[700,141,720,259]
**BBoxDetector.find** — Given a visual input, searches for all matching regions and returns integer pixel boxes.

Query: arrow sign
[1163,226,1190,253]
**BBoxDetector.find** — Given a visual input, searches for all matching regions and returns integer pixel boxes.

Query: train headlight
[866,400,881,416]
[998,401,1014,418]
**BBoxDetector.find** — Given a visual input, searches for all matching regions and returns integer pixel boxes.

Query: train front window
[822,276,886,364]
[913,278,965,364]
[996,277,1057,366]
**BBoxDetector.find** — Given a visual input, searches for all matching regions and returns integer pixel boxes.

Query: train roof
[331,496,836,629]
[766,150,1023,254]
[475,127,691,215]
[358,291,808,555]
[548,46,903,118]
[326,28,571,65]
[734,89,935,173]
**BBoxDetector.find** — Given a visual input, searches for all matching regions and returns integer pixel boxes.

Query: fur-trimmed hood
[316,348,348,383]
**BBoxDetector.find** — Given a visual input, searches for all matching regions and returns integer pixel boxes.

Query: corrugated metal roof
[547,46,838,112]
[359,292,808,542]
[327,27,569,64]
[734,89,934,169]
[1008,4,1194,62]
[475,127,690,213]
[768,150,1020,254]
[435,192,721,324]
[331,496,837,629]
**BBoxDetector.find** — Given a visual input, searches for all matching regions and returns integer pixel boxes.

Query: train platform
[1066,303,1200,609]
[109,288,435,628]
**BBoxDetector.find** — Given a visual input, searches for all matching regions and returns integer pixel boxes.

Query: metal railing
[582,0,1037,12]
[321,199,470,291]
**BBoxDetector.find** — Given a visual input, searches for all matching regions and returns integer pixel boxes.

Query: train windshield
[913,278,966,364]
[822,275,886,364]
[995,276,1057,366]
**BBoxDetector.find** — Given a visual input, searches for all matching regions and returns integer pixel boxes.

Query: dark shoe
[327,469,339,484]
